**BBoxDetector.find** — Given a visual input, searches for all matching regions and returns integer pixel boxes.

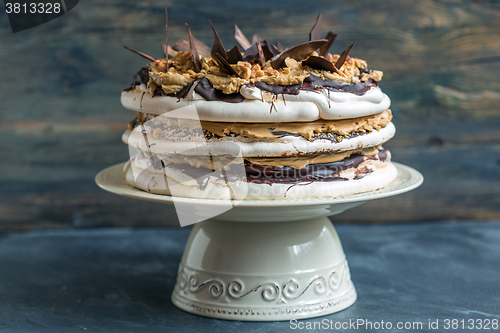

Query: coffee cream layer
[123,109,394,157]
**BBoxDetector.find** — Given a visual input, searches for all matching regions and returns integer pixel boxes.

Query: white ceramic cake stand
[96,162,422,321]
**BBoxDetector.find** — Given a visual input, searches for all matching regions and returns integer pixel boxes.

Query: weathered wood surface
[1,0,499,230]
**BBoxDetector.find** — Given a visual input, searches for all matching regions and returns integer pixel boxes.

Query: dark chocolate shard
[251,35,260,45]
[303,74,370,96]
[195,77,245,103]
[242,40,278,62]
[164,7,168,70]
[185,23,201,72]
[276,41,286,52]
[255,37,266,66]
[335,42,355,70]
[262,44,275,61]
[302,55,339,73]
[171,36,211,58]
[209,20,227,60]
[123,45,156,62]
[319,31,337,56]
[227,45,243,64]
[212,53,241,77]
[269,40,328,69]
[161,44,178,57]
[241,44,259,62]
[234,24,252,50]
[262,41,279,56]
[309,12,322,42]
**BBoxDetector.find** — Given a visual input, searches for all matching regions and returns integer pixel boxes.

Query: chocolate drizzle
[194,78,245,103]
[131,70,375,100]
[158,149,389,186]
[303,74,371,96]
[245,149,388,184]
[254,82,302,95]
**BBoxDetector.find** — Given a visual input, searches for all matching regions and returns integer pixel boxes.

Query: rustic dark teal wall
[1,0,499,229]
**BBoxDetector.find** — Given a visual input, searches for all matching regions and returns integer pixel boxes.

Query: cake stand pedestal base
[171,217,356,321]
[96,162,423,321]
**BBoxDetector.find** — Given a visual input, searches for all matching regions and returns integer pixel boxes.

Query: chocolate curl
[269,40,328,69]
[335,42,355,70]
[171,36,211,58]
[234,24,251,50]
[309,12,322,41]
[227,45,242,64]
[123,45,156,62]
[209,20,228,60]
[255,37,266,66]
[185,23,201,72]
[302,55,339,73]
[276,41,286,52]
[319,31,337,56]
[212,53,241,78]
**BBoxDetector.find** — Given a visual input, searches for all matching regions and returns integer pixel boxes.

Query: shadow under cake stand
[96,162,423,321]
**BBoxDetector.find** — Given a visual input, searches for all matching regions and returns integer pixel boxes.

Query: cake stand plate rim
[95,161,423,207]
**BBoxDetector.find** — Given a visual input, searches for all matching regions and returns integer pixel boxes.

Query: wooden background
[1,0,499,230]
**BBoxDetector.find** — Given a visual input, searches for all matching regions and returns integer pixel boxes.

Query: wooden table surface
[1,0,499,230]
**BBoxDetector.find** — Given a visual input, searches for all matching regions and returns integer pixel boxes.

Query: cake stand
[96,162,423,321]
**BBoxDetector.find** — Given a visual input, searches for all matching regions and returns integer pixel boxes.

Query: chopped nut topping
[142,47,382,95]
